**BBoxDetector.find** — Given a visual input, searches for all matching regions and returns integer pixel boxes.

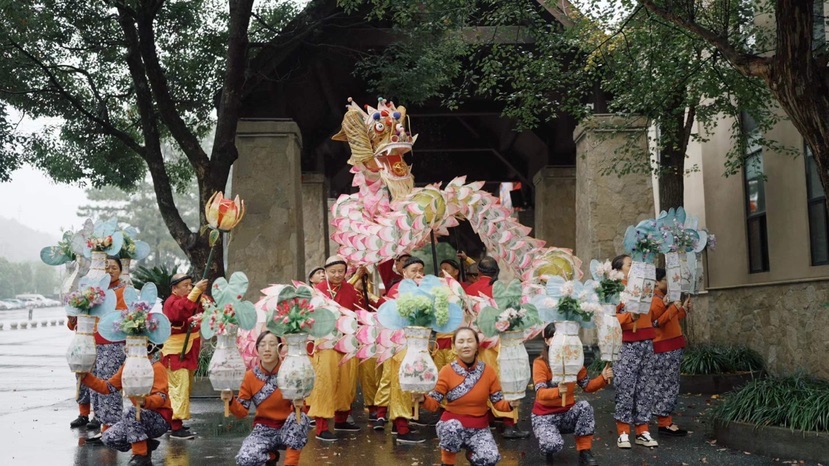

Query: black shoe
[316,431,337,442]
[391,424,419,435]
[545,451,555,464]
[169,429,195,440]
[86,418,101,430]
[409,417,436,427]
[148,439,160,452]
[70,415,89,429]
[368,413,378,423]
[265,451,280,466]
[309,418,316,427]
[372,418,387,431]
[85,432,103,445]
[127,454,153,466]
[502,425,530,439]
[659,425,688,437]
[334,421,360,432]
[579,449,598,466]
[396,432,426,444]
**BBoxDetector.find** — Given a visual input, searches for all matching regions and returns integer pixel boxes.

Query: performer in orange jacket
[650,268,690,437]
[74,255,129,439]
[80,343,171,466]
[160,273,208,439]
[222,331,309,466]
[611,254,658,449]
[418,327,519,466]
[532,323,611,466]
[465,256,529,440]
[308,255,361,440]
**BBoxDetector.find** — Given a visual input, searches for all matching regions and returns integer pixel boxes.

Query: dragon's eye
[396,124,405,132]
[374,122,385,132]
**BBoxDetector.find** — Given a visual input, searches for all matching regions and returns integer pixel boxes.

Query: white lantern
[623,260,656,314]
[595,304,623,362]
[276,333,315,400]
[122,336,154,397]
[84,251,109,282]
[399,326,439,393]
[208,327,247,416]
[665,252,683,302]
[66,315,97,372]
[548,321,584,384]
[120,258,132,286]
[496,330,531,401]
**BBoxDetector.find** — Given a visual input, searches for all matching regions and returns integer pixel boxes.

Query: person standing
[374,257,427,443]
[308,255,361,441]
[650,268,690,437]
[611,254,659,449]
[160,274,208,439]
[85,255,128,442]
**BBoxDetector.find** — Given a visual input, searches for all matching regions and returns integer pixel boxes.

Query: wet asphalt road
[0,308,822,465]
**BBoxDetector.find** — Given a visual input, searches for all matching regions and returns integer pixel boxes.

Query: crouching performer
[417,327,519,466]
[80,343,171,466]
[533,323,612,465]
[221,330,310,466]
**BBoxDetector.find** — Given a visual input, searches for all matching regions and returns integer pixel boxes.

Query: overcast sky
[1,111,87,234]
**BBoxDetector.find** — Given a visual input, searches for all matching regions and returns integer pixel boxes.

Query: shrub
[681,344,764,375]
[711,373,829,433]
[132,264,175,301]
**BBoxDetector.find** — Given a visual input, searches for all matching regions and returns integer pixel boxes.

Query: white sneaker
[635,431,659,447]
[617,433,631,449]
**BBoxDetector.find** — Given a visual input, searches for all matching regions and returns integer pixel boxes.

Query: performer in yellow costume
[161,274,207,439]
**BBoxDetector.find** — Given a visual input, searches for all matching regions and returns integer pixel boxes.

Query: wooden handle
[512,407,519,422]
[296,405,302,420]
[136,406,142,421]
[224,399,230,417]
[413,400,420,420]
[604,362,613,382]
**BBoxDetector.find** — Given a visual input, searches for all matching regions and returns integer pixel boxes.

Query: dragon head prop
[333,97,418,201]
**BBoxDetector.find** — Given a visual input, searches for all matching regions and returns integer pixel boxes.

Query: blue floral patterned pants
[102,407,169,452]
[613,339,656,426]
[436,419,500,466]
[92,342,126,426]
[531,400,595,454]
[236,413,310,466]
[651,348,683,417]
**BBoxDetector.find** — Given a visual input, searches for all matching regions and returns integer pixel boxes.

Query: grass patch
[681,344,764,375]
[710,373,829,433]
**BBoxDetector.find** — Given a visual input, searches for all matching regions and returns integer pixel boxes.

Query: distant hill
[0,217,59,263]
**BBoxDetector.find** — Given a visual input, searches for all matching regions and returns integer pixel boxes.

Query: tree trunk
[656,92,696,212]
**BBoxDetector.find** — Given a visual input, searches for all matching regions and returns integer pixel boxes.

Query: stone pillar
[228,119,304,299]
[302,173,329,273]
[574,115,655,268]
[533,166,576,250]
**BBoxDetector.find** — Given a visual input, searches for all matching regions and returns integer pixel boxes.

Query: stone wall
[574,115,655,269]
[228,119,305,300]
[686,280,829,379]
[533,166,576,251]
[302,173,328,273]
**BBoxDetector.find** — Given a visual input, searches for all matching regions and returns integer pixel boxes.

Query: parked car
[0,301,13,310]
[16,294,52,307]
[4,299,24,309]
[40,298,62,307]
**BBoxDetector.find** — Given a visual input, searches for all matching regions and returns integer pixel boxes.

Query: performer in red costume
[160,273,207,439]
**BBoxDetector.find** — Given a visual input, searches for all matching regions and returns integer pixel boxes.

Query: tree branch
[133,7,210,179]
[210,0,256,187]
[116,7,195,249]
[6,40,145,155]
[639,0,771,77]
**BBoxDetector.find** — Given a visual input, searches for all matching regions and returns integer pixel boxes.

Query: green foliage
[132,264,176,301]
[0,258,61,298]
[343,0,781,181]
[195,340,215,378]
[681,344,765,375]
[711,373,829,433]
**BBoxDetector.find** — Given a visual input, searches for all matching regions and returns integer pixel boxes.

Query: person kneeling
[80,344,171,466]
[222,331,310,466]
[532,323,612,466]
